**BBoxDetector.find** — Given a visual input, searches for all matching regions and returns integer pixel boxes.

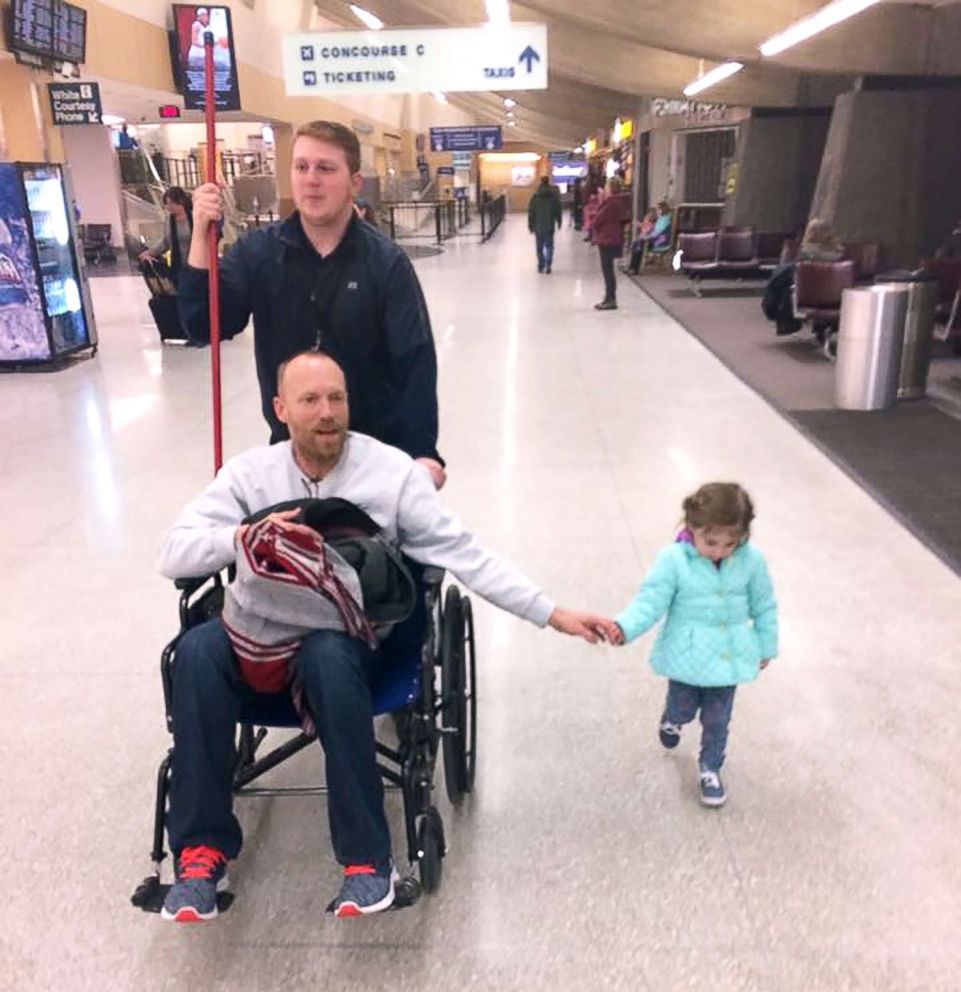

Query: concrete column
[809,87,961,268]
[723,110,831,234]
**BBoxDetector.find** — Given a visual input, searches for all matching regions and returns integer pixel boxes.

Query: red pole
[204,31,223,474]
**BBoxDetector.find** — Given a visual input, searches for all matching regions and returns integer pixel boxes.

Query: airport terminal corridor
[2,219,960,990]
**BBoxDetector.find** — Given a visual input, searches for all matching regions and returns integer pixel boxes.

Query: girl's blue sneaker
[698,764,727,807]
[658,716,682,749]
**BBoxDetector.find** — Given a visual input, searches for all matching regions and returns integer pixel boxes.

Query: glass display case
[0,162,96,365]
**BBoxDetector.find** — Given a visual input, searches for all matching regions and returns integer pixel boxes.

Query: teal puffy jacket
[615,540,778,687]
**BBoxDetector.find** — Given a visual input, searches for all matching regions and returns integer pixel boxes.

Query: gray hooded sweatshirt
[159,432,555,628]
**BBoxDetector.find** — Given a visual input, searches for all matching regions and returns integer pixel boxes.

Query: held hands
[606,621,626,646]
[548,608,618,645]
[234,509,322,548]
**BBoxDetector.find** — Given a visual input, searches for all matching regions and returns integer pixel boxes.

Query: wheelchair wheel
[441,588,477,804]
[417,806,445,893]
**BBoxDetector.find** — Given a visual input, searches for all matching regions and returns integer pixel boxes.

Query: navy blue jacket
[178,212,441,461]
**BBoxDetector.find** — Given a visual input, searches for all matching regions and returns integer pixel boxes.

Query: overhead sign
[47,81,101,125]
[552,162,588,180]
[282,24,548,95]
[436,166,455,176]
[430,126,501,153]
[652,98,728,122]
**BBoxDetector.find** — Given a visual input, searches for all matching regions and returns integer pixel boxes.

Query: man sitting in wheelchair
[157,350,610,922]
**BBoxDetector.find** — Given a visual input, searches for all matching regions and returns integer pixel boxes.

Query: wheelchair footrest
[130,875,235,915]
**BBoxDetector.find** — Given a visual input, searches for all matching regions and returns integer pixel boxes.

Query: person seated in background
[935,218,961,259]
[762,217,844,338]
[627,201,673,274]
[797,217,844,262]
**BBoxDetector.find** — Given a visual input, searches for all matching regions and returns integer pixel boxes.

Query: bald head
[274,351,349,473]
[277,351,345,398]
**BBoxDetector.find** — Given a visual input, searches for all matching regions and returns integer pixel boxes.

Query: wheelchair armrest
[173,575,216,594]
[421,566,445,588]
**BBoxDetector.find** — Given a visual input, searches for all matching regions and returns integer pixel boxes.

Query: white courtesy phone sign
[283,24,548,95]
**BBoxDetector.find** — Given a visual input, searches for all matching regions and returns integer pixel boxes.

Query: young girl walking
[608,483,778,807]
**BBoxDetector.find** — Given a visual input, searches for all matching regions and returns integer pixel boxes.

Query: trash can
[874,270,939,399]
[835,285,908,411]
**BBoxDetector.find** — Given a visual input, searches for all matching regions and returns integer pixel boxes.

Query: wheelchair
[131,563,477,913]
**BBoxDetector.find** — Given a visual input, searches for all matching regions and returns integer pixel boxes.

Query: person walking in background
[583,185,601,243]
[527,176,562,274]
[571,178,584,231]
[605,483,778,807]
[139,187,194,281]
[591,179,632,310]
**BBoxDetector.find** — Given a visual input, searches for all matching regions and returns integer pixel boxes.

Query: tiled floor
[2,220,960,991]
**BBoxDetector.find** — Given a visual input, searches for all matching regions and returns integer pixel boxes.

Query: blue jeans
[598,244,621,301]
[535,232,555,270]
[663,680,737,771]
[167,619,392,865]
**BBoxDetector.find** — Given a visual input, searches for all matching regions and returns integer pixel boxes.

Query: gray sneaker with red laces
[328,860,398,918]
[161,845,229,923]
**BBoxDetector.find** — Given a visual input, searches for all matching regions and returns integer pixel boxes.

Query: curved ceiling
[314,0,961,146]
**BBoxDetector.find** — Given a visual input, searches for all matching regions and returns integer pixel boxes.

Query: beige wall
[478,146,550,213]
[0,60,64,163]
[60,125,125,243]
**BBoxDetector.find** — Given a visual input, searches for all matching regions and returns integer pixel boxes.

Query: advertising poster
[0,165,50,362]
[172,5,241,111]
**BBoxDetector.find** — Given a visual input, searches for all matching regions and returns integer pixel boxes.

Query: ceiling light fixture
[348,4,384,30]
[503,97,516,109]
[485,0,510,26]
[759,0,880,56]
[432,91,448,104]
[683,60,743,96]
[506,120,517,127]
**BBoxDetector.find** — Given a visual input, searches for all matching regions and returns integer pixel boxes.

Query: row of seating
[78,223,118,266]
[678,227,880,296]
[794,255,961,341]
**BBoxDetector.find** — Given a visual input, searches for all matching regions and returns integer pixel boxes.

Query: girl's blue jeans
[663,680,737,771]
